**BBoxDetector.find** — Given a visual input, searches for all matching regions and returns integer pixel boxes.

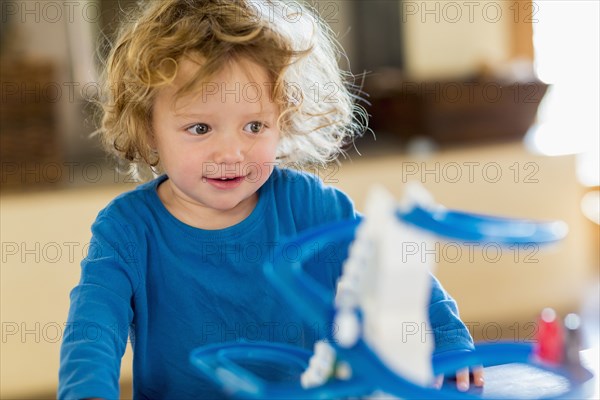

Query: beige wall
[402,1,512,79]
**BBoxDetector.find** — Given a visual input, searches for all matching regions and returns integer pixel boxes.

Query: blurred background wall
[1,1,598,398]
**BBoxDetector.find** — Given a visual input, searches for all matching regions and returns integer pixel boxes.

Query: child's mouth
[204,176,245,189]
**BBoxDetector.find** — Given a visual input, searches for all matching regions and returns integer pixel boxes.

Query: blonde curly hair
[97,0,367,180]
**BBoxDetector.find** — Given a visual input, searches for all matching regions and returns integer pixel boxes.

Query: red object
[534,308,564,364]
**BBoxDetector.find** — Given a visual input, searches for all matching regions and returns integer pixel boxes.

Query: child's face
[152,57,280,222]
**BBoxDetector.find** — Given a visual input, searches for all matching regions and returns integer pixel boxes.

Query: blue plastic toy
[190,188,594,399]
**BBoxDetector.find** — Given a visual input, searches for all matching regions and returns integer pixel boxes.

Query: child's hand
[433,366,484,391]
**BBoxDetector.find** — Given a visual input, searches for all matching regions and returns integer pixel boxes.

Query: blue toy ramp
[190,341,595,399]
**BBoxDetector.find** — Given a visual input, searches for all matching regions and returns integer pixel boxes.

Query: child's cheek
[248,159,273,183]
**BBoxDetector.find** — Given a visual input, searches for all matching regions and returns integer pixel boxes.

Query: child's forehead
[156,55,279,114]
[175,55,271,88]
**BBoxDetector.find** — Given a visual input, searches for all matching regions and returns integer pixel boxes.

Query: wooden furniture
[364,69,548,146]
[0,58,64,191]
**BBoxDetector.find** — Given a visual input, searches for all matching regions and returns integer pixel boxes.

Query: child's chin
[213,195,256,212]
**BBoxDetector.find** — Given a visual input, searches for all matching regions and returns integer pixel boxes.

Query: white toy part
[302,184,437,389]
[300,340,336,388]
[397,180,437,214]
[358,185,435,387]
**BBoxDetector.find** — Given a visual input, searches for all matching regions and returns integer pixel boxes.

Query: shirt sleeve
[429,274,475,355]
[58,215,141,400]
[290,169,359,226]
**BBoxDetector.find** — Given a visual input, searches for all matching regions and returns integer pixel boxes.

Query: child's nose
[212,135,245,165]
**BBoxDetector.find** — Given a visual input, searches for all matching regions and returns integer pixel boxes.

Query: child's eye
[186,123,210,135]
[243,121,266,134]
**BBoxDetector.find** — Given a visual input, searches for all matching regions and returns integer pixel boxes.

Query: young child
[58,1,483,398]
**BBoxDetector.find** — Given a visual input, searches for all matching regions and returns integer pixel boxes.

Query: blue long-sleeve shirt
[58,167,474,399]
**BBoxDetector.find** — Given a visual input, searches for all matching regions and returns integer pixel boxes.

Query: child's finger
[455,367,470,392]
[472,366,485,387]
[434,374,444,389]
